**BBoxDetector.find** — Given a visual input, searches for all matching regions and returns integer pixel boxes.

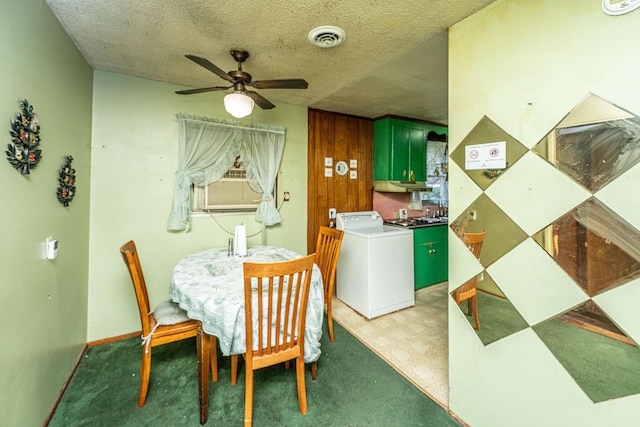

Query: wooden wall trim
[307,109,374,254]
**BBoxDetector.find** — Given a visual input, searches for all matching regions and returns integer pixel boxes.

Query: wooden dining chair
[314,226,344,343]
[232,254,316,427]
[452,231,486,330]
[306,226,344,380]
[119,240,217,407]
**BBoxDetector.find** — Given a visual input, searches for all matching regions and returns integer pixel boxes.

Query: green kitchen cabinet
[374,118,449,182]
[413,225,448,290]
[374,118,427,182]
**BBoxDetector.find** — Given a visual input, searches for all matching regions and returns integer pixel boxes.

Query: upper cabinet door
[407,126,427,181]
[390,124,410,180]
[374,118,446,182]
[373,118,395,180]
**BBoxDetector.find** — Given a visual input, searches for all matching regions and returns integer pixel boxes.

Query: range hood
[373,181,432,193]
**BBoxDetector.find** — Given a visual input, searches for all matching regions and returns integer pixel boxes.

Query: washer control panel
[336,211,382,230]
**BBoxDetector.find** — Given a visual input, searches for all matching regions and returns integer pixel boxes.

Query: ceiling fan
[175,49,308,111]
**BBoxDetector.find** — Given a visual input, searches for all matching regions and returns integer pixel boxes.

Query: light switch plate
[324,167,333,177]
[45,236,58,260]
[324,157,333,167]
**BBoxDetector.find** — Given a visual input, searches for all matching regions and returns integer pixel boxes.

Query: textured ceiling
[45,0,497,124]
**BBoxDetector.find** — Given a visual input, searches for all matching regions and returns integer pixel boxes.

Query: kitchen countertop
[383,217,448,229]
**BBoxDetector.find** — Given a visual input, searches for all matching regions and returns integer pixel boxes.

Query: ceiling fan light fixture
[308,26,346,48]
[224,92,254,118]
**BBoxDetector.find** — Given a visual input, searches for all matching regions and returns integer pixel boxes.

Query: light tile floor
[331,282,449,407]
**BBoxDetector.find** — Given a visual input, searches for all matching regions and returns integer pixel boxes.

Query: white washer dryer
[336,211,415,319]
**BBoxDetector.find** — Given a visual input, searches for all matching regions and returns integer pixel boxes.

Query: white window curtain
[240,124,285,226]
[167,114,285,232]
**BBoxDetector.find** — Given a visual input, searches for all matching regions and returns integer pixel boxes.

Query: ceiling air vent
[308,26,346,48]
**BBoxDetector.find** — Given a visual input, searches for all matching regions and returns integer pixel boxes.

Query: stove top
[384,216,448,229]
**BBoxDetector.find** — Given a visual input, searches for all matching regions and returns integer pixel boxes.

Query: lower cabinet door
[414,226,448,290]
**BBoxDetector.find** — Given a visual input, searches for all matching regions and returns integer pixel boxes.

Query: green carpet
[49,322,460,426]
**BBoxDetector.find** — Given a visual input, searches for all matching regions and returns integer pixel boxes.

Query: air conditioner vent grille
[308,26,346,48]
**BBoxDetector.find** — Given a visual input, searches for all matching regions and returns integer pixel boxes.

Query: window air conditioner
[193,168,276,212]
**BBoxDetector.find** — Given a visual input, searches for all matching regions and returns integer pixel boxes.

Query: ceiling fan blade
[246,91,275,109]
[250,79,309,90]
[175,85,232,95]
[185,54,235,83]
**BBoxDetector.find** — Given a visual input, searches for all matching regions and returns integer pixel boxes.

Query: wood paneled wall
[307,109,374,254]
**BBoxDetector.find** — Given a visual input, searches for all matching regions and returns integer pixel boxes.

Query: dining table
[168,245,324,424]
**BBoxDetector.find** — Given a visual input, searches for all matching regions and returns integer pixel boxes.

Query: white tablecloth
[169,246,324,363]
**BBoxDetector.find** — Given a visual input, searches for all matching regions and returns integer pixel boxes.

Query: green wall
[89,71,309,341]
[0,1,93,425]
[0,3,308,423]
[448,0,640,425]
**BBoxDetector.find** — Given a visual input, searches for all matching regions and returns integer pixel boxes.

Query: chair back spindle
[241,254,316,426]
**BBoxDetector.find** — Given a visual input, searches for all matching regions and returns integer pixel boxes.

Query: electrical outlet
[469,210,477,221]
[329,208,336,219]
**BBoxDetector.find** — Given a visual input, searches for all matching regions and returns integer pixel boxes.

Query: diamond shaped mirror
[533,301,640,402]
[532,93,640,193]
[528,93,640,402]
[450,116,528,191]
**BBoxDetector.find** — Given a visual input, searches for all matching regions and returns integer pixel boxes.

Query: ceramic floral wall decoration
[57,156,76,207]
[6,99,42,174]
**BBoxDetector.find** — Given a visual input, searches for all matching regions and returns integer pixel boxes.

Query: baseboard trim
[43,344,88,426]
[88,330,141,347]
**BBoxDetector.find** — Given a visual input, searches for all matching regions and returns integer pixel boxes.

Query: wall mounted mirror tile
[533,300,640,403]
[451,271,528,345]
[450,116,528,191]
[450,193,528,268]
[532,93,640,193]
[532,197,640,297]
